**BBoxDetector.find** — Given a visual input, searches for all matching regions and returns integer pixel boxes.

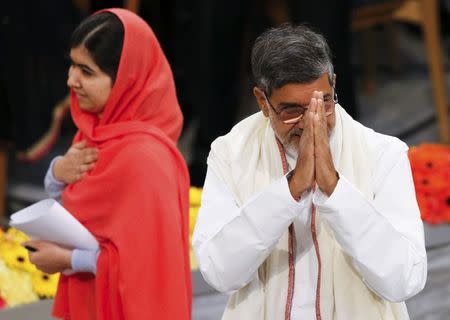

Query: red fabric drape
[52,8,191,320]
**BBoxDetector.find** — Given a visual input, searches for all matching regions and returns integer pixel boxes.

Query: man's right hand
[53,140,98,184]
[288,99,317,200]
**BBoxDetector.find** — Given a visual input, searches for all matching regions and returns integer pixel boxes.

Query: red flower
[408,144,450,224]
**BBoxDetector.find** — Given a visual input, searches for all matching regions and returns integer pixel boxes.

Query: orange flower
[409,144,450,224]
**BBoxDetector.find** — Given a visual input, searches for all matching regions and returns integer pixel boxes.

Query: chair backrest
[352,0,399,9]
[352,0,419,30]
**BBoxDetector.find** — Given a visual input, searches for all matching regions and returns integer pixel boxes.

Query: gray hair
[251,24,334,96]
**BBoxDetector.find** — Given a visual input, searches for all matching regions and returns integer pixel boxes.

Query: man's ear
[253,87,269,117]
[333,74,336,88]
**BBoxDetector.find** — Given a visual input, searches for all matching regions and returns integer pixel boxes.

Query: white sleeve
[71,248,100,274]
[193,167,311,293]
[313,150,427,302]
[44,156,66,201]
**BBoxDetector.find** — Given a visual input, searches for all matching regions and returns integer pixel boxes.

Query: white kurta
[193,126,427,319]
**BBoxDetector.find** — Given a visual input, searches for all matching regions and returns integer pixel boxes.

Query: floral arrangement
[408,144,450,224]
[0,228,59,310]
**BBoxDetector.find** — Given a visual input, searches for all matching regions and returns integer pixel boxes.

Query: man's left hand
[24,240,72,274]
[312,91,338,196]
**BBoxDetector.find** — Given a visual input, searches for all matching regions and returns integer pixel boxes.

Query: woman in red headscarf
[25,9,192,320]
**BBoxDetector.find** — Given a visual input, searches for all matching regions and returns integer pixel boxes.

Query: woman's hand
[24,240,72,274]
[53,140,98,184]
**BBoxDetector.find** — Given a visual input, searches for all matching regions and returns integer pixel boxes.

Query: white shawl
[207,105,409,320]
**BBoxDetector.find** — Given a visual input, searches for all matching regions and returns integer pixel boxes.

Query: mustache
[287,128,303,140]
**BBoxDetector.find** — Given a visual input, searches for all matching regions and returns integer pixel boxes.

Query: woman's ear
[253,87,269,117]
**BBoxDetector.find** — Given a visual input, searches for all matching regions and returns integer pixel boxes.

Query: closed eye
[279,102,307,110]
[81,68,93,76]
[281,106,307,114]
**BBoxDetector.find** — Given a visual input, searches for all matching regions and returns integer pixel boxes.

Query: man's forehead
[275,73,331,91]
[272,82,332,103]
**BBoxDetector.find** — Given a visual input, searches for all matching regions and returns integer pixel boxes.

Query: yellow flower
[0,259,38,307]
[189,207,199,236]
[0,228,59,309]
[32,271,60,298]
[190,249,199,271]
[3,228,29,245]
[188,187,202,271]
[0,229,36,273]
[0,242,37,273]
[189,187,202,207]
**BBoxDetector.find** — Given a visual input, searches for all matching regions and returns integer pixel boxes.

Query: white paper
[9,199,99,251]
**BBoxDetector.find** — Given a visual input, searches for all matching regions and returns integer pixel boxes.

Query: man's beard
[284,128,303,152]
[269,120,303,153]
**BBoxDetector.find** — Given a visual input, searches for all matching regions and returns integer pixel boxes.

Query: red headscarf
[52,9,191,320]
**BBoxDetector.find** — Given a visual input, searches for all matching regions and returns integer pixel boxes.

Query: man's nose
[296,119,305,129]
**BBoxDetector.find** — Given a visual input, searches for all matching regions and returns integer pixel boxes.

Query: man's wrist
[288,174,309,200]
[321,171,339,196]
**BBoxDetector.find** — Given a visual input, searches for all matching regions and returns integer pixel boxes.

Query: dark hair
[70,12,124,83]
[251,24,334,96]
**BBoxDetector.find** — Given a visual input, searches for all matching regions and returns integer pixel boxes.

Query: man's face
[254,73,336,152]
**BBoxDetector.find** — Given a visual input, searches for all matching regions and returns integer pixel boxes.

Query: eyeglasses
[263,89,338,124]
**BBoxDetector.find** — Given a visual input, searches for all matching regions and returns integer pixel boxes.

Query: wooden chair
[352,0,450,143]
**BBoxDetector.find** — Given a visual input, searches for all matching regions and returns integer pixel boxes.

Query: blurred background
[0,0,449,319]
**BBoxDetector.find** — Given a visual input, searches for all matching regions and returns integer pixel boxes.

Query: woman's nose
[67,66,79,88]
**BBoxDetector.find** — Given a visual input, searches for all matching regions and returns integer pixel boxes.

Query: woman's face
[67,45,112,115]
